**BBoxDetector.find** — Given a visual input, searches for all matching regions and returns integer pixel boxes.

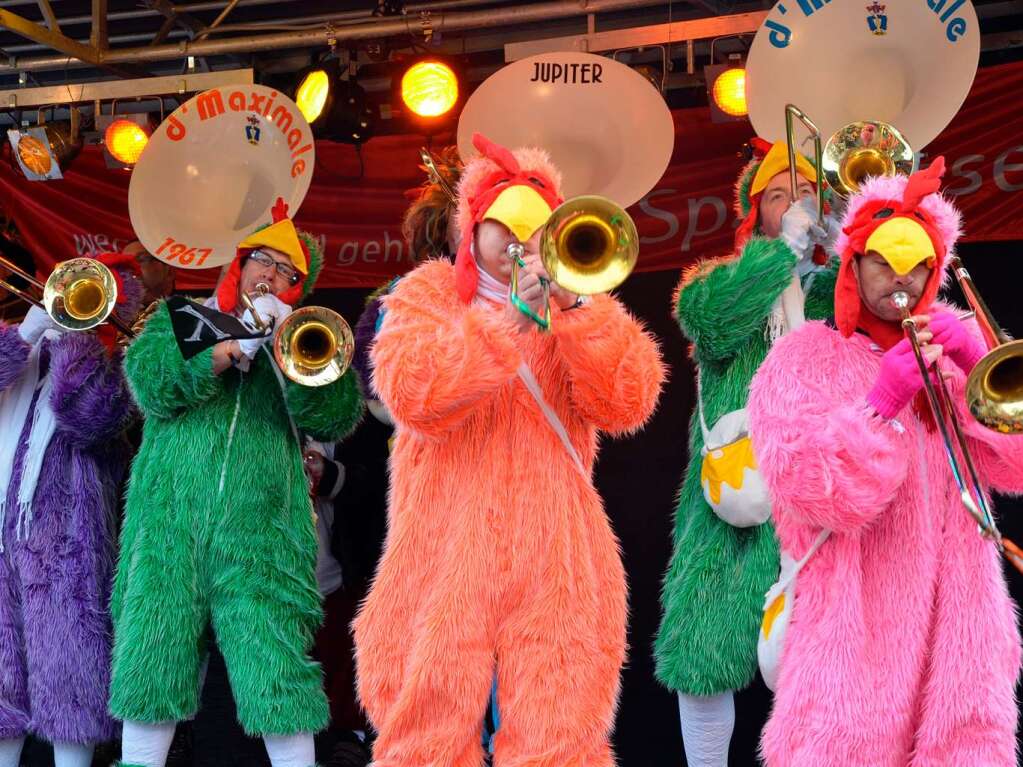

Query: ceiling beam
[504,11,768,60]
[0,7,101,64]
[90,0,107,49]
[0,67,254,108]
[35,0,59,32]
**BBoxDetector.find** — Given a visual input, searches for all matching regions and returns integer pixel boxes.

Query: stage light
[712,67,747,116]
[401,60,459,118]
[6,110,82,181]
[296,67,331,124]
[705,58,749,124]
[105,119,150,165]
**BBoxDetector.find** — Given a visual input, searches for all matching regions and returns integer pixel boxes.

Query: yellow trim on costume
[750,141,818,198]
[865,217,936,275]
[483,185,553,243]
[238,219,308,275]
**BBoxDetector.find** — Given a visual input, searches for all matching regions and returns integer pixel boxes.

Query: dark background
[19,240,1023,767]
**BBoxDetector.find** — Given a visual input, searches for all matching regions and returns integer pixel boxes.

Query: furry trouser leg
[491,532,626,767]
[109,521,207,723]
[209,532,328,735]
[361,526,496,767]
[12,527,116,743]
[120,719,177,767]
[0,553,29,740]
[677,691,734,767]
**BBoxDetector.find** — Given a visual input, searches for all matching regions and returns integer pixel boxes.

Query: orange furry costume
[353,135,665,767]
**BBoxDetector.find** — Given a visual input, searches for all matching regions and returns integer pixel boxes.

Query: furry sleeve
[123,302,221,421]
[678,237,798,364]
[0,323,29,392]
[286,366,364,443]
[551,294,665,435]
[49,331,136,448]
[371,261,521,436]
[749,322,910,533]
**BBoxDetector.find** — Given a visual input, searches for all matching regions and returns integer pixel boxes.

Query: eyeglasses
[248,250,300,285]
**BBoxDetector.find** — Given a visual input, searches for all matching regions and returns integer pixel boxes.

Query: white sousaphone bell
[745,0,980,216]
[456,52,675,327]
[129,85,353,386]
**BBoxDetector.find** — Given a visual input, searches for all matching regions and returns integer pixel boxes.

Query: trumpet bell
[273,306,354,387]
[43,258,118,331]
[541,195,638,296]
[822,120,916,197]
[966,340,1023,434]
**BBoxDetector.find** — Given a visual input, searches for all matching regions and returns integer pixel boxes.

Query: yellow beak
[865,217,936,276]
[482,185,553,243]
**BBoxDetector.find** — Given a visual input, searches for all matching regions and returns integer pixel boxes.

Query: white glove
[780,196,820,263]
[241,293,293,334]
[18,304,62,344]
[809,212,842,257]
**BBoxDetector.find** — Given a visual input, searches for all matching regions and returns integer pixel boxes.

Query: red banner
[1,61,1021,290]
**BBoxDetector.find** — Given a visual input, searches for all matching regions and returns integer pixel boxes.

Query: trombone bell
[540,195,638,297]
[966,341,1023,434]
[822,120,916,198]
[43,258,119,331]
[273,306,354,387]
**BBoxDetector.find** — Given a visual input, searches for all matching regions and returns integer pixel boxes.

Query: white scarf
[0,329,61,551]
[472,241,512,307]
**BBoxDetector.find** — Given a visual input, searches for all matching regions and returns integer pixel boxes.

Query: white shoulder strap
[516,361,587,478]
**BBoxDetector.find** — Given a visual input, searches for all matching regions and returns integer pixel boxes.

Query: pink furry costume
[747,159,1023,766]
[352,134,665,767]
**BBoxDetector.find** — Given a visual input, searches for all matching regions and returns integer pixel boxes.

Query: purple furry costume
[0,264,141,745]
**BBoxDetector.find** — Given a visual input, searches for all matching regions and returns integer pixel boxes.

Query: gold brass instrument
[894,289,1023,575]
[0,253,134,337]
[951,257,1023,435]
[239,283,353,387]
[506,195,639,331]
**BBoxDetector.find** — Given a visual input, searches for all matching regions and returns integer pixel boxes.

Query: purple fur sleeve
[0,323,30,392]
[48,331,136,448]
[353,296,384,396]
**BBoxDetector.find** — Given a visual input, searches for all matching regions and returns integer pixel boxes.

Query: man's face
[852,250,933,322]
[239,246,298,299]
[474,219,542,283]
[124,240,174,304]
[758,170,817,240]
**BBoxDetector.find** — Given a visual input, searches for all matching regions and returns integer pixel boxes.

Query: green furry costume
[109,232,364,736]
[654,158,837,695]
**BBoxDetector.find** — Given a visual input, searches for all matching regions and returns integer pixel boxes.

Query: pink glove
[928,310,986,372]
[866,338,928,419]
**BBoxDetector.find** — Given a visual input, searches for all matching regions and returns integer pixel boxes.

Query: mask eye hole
[528,176,547,189]
[913,211,927,222]
[873,207,895,220]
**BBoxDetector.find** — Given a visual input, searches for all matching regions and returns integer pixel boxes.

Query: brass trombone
[0,253,134,337]
[240,283,354,387]
[506,195,639,331]
[893,283,1023,575]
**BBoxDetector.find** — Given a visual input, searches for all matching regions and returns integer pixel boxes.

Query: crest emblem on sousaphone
[456,52,674,209]
[129,85,315,270]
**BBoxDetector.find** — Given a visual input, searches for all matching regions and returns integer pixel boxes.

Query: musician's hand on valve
[18,304,62,344]
[780,196,820,263]
[505,266,545,333]
[866,327,943,420]
[809,213,842,255]
[928,310,986,373]
[521,254,579,310]
[242,293,292,333]
[303,449,325,491]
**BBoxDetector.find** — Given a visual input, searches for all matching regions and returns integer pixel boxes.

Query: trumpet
[0,254,134,337]
[893,283,1023,575]
[506,195,638,331]
[240,283,354,387]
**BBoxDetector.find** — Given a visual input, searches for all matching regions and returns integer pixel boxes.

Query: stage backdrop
[1,60,1021,290]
